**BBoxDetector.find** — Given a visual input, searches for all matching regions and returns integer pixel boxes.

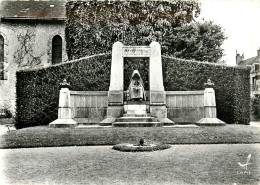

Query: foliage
[65,0,201,60]
[162,56,251,124]
[15,54,111,129]
[168,20,226,63]
[15,53,250,128]
[13,28,44,67]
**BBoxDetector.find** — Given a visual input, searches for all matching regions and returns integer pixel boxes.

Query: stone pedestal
[49,87,77,128]
[196,87,226,126]
[113,101,163,127]
[124,104,147,115]
[100,106,123,125]
[108,90,124,106]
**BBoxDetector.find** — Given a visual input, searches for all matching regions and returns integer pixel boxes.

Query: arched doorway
[52,35,62,64]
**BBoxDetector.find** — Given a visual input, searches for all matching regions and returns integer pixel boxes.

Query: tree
[169,20,226,63]
[65,0,201,60]
[65,1,226,63]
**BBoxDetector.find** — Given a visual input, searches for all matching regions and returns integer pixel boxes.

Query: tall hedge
[162,56,251,125]
[16,55,250,128]
[16,54,112,129]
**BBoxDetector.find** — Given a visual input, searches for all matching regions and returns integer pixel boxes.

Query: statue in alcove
[127,70,146,101]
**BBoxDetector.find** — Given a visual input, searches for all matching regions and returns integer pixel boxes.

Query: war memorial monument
[49,41,225,128]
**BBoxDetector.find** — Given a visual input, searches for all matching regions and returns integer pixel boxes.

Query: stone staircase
[112,101,163,127]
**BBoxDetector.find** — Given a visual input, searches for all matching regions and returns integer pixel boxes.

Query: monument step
[124,101,150,105]
[123,113,151,117]
[126,110,147,115]
[78,122,103,126]
[113,122,163,127]
[116,117,158,122]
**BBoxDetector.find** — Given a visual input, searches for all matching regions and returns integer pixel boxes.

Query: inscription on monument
[122,46,150,57]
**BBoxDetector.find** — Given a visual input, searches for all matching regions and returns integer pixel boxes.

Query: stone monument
[49,79,77,128]
[196,79,226,126]
[100,41,174,125]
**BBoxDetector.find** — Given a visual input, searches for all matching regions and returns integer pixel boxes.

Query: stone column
[149,41,173,124]
[204,87,217,118]
[108,42,124,106]
[109,42,124,93]
[196,79,226,126]
[49,79,77,128]
[58,87,71,119]
[149,41,164,93]
[101,42,124,124]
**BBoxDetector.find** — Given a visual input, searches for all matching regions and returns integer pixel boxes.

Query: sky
[198,0,260,65]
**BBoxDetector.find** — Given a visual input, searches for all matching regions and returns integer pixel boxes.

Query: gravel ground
[1,144,260,185]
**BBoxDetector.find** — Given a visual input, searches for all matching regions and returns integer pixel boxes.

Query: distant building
[236,48,260,98]
[0,0,68,116]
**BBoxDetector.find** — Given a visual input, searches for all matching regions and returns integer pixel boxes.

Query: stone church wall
[0,22,68,116]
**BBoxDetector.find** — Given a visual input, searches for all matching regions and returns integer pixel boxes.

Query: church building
[0,0,68,117]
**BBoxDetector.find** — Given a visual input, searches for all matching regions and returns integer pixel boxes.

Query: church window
[52,35,62,64]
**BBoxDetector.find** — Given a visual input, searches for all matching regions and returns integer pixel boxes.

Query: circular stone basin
[112,143,171,152]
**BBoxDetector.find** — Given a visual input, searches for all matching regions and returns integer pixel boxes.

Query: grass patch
[1,125,260,148]
[2,144,260,184]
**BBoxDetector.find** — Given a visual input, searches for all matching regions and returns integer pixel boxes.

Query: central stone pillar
[149,42,173,124]
[101,42,124,124]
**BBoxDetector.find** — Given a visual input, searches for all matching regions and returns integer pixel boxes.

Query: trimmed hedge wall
[16,54,111,129]
[16,55,250,128]
[162,56,251,125]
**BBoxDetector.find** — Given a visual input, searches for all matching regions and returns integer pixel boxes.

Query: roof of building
[238,56,258,66]
[0,0,66,20]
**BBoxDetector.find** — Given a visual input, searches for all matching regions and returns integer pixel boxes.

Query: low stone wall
[166,91,204,123]
[69,90,206,124]
[70,91,108,124]
[50,88,223,127]
[68,90,206,124]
